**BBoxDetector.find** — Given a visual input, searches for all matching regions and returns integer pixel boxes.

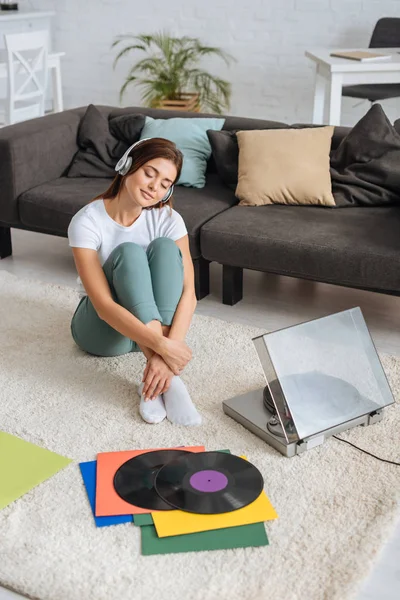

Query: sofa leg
[193,257,210,300]
[223,265,243,305]
[0,226,12,259]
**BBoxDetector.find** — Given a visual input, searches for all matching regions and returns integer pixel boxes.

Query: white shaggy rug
[0,270,399,600]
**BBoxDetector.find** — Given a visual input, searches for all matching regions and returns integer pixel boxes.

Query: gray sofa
[1,105,400,305]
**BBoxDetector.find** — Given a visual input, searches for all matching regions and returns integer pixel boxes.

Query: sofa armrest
[0,109,82,226]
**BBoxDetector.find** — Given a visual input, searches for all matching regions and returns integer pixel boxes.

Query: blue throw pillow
[140,116,225,188]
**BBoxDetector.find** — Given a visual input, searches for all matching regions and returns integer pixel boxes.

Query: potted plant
[112,31,235,114]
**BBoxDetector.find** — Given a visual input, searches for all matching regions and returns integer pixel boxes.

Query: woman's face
[124,158,178,207]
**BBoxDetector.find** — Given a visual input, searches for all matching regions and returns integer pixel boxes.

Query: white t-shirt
[68,199,188,296]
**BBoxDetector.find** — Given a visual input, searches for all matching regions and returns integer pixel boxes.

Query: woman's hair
[92,137,183,210]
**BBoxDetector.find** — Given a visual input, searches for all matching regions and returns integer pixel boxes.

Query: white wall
[33,0,400,126]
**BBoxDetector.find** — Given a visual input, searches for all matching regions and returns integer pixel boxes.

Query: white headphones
[115,137,174,204]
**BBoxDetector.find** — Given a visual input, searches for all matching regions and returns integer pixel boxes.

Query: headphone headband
[114,137,174,204]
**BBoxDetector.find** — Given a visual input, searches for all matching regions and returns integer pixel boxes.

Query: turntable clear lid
[252,307,395,443]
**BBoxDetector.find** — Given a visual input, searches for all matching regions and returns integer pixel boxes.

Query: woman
[67,137,201,426]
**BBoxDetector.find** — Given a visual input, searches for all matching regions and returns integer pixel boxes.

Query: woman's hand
[142,354,175,401]
[156,337,192,375]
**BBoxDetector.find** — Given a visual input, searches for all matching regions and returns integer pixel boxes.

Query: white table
[0,51,65,113]
[305,47,400,125]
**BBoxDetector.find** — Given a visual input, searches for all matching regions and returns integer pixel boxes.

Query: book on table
[329,50,392,62]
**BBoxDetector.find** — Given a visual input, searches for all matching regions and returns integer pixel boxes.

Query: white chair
[3,30,49,125]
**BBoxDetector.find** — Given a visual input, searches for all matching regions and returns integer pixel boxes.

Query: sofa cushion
[18,178,111,233]
[331,103,400,206]
[67,105,145,178]
[18,173,237,259]
[139,116,225,188]
[236,127,335,207]
[201,205,400,293]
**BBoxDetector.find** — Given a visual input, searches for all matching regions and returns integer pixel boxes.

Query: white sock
[162,376,202,426]
[138,383,166,424]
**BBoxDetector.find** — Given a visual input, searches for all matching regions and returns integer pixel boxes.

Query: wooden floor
[0,228,399,600]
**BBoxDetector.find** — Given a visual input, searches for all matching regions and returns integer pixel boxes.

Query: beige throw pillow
[236,127,336,207]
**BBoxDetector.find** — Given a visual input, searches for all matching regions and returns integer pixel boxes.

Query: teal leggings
[71,238,184,357]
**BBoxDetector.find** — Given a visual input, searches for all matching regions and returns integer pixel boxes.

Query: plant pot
[155,93,200,112]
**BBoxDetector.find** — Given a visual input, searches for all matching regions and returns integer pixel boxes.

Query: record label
[189,470,229,492]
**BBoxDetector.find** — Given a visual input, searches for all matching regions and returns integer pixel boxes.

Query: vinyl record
[154,451,264,514]
[113,449,190,510]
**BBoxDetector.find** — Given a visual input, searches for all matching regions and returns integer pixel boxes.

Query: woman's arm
[141,235,197,398]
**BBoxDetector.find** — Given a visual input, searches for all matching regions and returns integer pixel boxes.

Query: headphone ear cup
[115,138,151,176]
[161,185,174,203]
[119,156,132,176]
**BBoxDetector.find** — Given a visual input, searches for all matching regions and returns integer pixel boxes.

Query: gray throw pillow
[330,104,400,207]
[67,104,146,178]
[206,130,239,190]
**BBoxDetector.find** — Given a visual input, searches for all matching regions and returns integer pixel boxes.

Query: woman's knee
[147,237,181,256]
[109,242,148,273]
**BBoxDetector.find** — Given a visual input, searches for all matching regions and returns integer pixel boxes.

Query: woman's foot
[162,376,202,426]
[138,383,166,424]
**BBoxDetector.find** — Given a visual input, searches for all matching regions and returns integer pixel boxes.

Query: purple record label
[189,469,229,493]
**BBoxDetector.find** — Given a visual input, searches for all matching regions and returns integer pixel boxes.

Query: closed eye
[145,169,169,190]
[145,164,174,186]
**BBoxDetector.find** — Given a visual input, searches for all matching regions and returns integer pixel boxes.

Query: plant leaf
[112,45,147,69]
[119,76,138,101]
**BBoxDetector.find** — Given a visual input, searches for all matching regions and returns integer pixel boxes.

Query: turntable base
[222,388,384,458]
